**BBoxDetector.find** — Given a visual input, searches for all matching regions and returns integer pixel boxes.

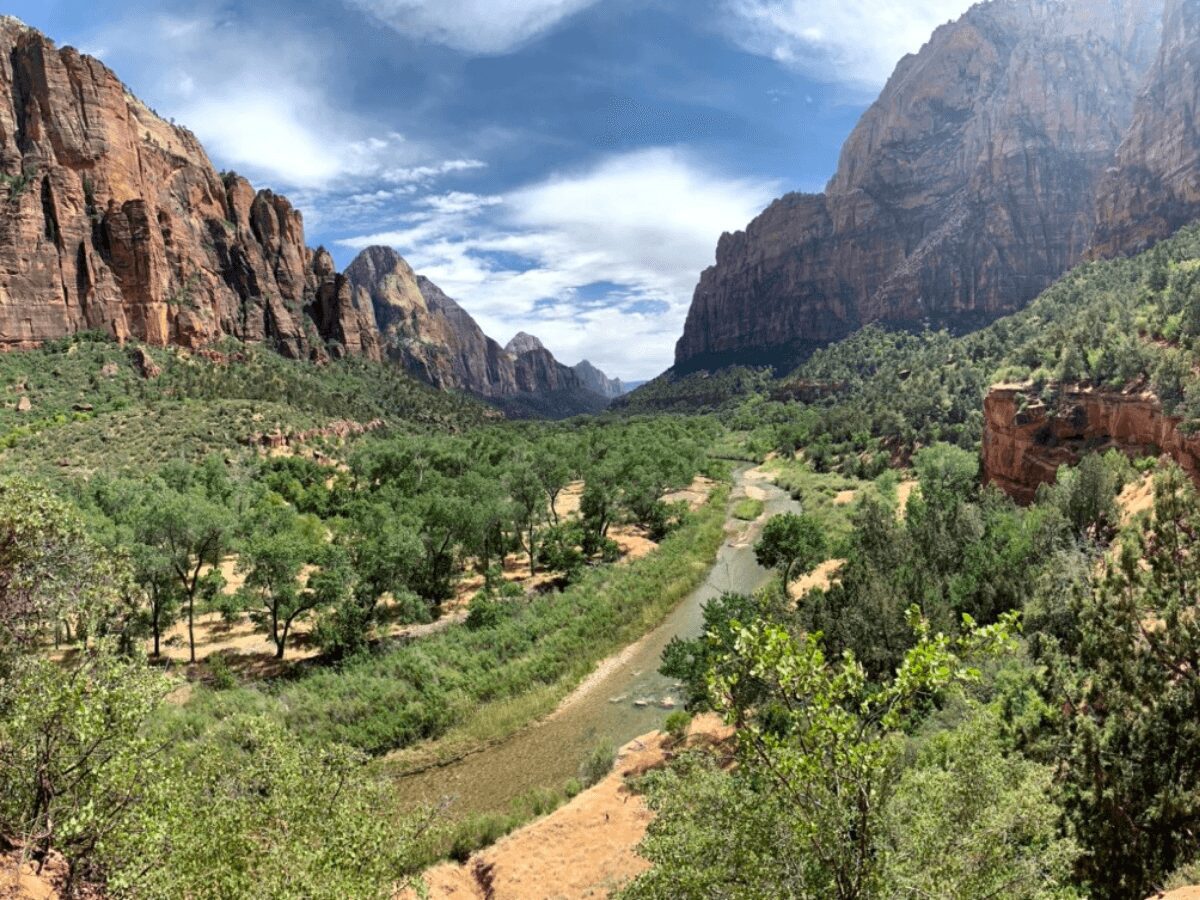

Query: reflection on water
[394,467,800,818]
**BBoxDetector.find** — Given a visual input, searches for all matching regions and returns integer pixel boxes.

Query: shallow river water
[393,466,801,818]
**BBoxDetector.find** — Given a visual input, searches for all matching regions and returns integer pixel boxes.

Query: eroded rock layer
[0,17,374,358]
[675,0,1164,372]
[982,384,1200,502]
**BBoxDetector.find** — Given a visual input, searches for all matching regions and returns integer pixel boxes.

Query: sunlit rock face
[675,0,1164,372]
[345,246,610,417]
[0,17,378,359]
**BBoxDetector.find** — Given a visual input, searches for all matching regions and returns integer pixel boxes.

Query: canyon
[0,17,615,419]
[674,0,1171,373]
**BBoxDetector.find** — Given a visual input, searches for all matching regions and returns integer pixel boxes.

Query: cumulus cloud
[339,148,778,378]
[80,12,480,192]
[344,0,601,54]
[722,0,974,88]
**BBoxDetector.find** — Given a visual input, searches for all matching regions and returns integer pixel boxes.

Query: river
[393,465,800,818]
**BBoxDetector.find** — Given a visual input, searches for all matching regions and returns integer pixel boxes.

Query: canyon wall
[982,384,1200,501]
[674,0,1164,372]
[0,17,375,359]
[1091,0,1200,257]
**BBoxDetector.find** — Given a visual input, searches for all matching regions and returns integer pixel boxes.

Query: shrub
[579,742,617,788]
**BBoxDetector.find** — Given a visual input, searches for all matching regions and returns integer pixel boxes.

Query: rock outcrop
[982,383,1200,502]
[1091,0,1200,257]
[573,360,625,399]
[344,246,609,418]
[0,17,371,359]
[675,0,1164,372]
[505,332,545,356]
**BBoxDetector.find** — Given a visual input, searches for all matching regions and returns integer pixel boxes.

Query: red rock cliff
[674,0,1163,372]
[982,383,1200,502]
[0,17,377,360]
[1091,0,1200,257]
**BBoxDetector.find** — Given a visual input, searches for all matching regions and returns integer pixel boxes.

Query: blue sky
[10,0,972,379]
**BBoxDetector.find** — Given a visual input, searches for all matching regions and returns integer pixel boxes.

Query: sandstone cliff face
[573,360,625,399]
[0,18,368,358]
[1091,0,1200,257]
[675,0,1163,372]
[982,383,1200,502]
[344,246,609,417]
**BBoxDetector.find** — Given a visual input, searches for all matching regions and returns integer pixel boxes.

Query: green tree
[239,500,323,660]
[0,646,169,870]
[508,465,545,577]
[103,716,436,899]
[881,706,1078,899]
[754,512,828,592]
[1046,465,1200,898]
[140,486,232,664]
[623,610,1018,900]
[0,477,128,663]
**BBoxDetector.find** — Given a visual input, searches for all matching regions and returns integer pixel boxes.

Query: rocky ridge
[573,359,626,399]
[674,0,1165,372]
[344,246,612,418]
[0,18,616,419]
[1091,0,1200,257]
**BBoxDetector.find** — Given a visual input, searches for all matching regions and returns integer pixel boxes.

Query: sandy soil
[1119,475,1156,525]
[834,489,858,506]
[405,716,732,900]
[0,848,96,900]
[896,480,918,517]
[1153,890,1200,900]
[662,476,717,511]
[790,558,846,599]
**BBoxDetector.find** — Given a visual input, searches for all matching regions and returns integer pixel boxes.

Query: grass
[732,497,764,521]
[764,457,875,552]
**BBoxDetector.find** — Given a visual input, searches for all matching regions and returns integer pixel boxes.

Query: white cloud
[722,0,974,88]
[339,149,778,378]
[344,0,601,54]
[81,13,480,193]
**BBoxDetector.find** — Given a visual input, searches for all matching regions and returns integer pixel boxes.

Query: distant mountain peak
[572,359,626,399]
[506,332,547,356]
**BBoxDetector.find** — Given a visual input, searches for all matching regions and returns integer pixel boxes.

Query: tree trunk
[187,595,196,664]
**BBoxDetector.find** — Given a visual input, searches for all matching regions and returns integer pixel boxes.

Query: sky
[9,0,974,379]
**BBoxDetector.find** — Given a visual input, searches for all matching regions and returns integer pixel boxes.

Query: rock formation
[0,17,372,359]
[344,246,610,418]
[505,332,546,356]
[674,0,1164,372]
[982,383,1200,502]
[573,360,625,399]
[1091,0,1200,257]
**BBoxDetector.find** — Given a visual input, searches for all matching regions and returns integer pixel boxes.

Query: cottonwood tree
[238,500,324,660]
[139,487,232,664]
[754,512,828,593]
[508,465,545,577]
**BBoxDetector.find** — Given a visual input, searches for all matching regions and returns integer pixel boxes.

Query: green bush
[579,742,617,788]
